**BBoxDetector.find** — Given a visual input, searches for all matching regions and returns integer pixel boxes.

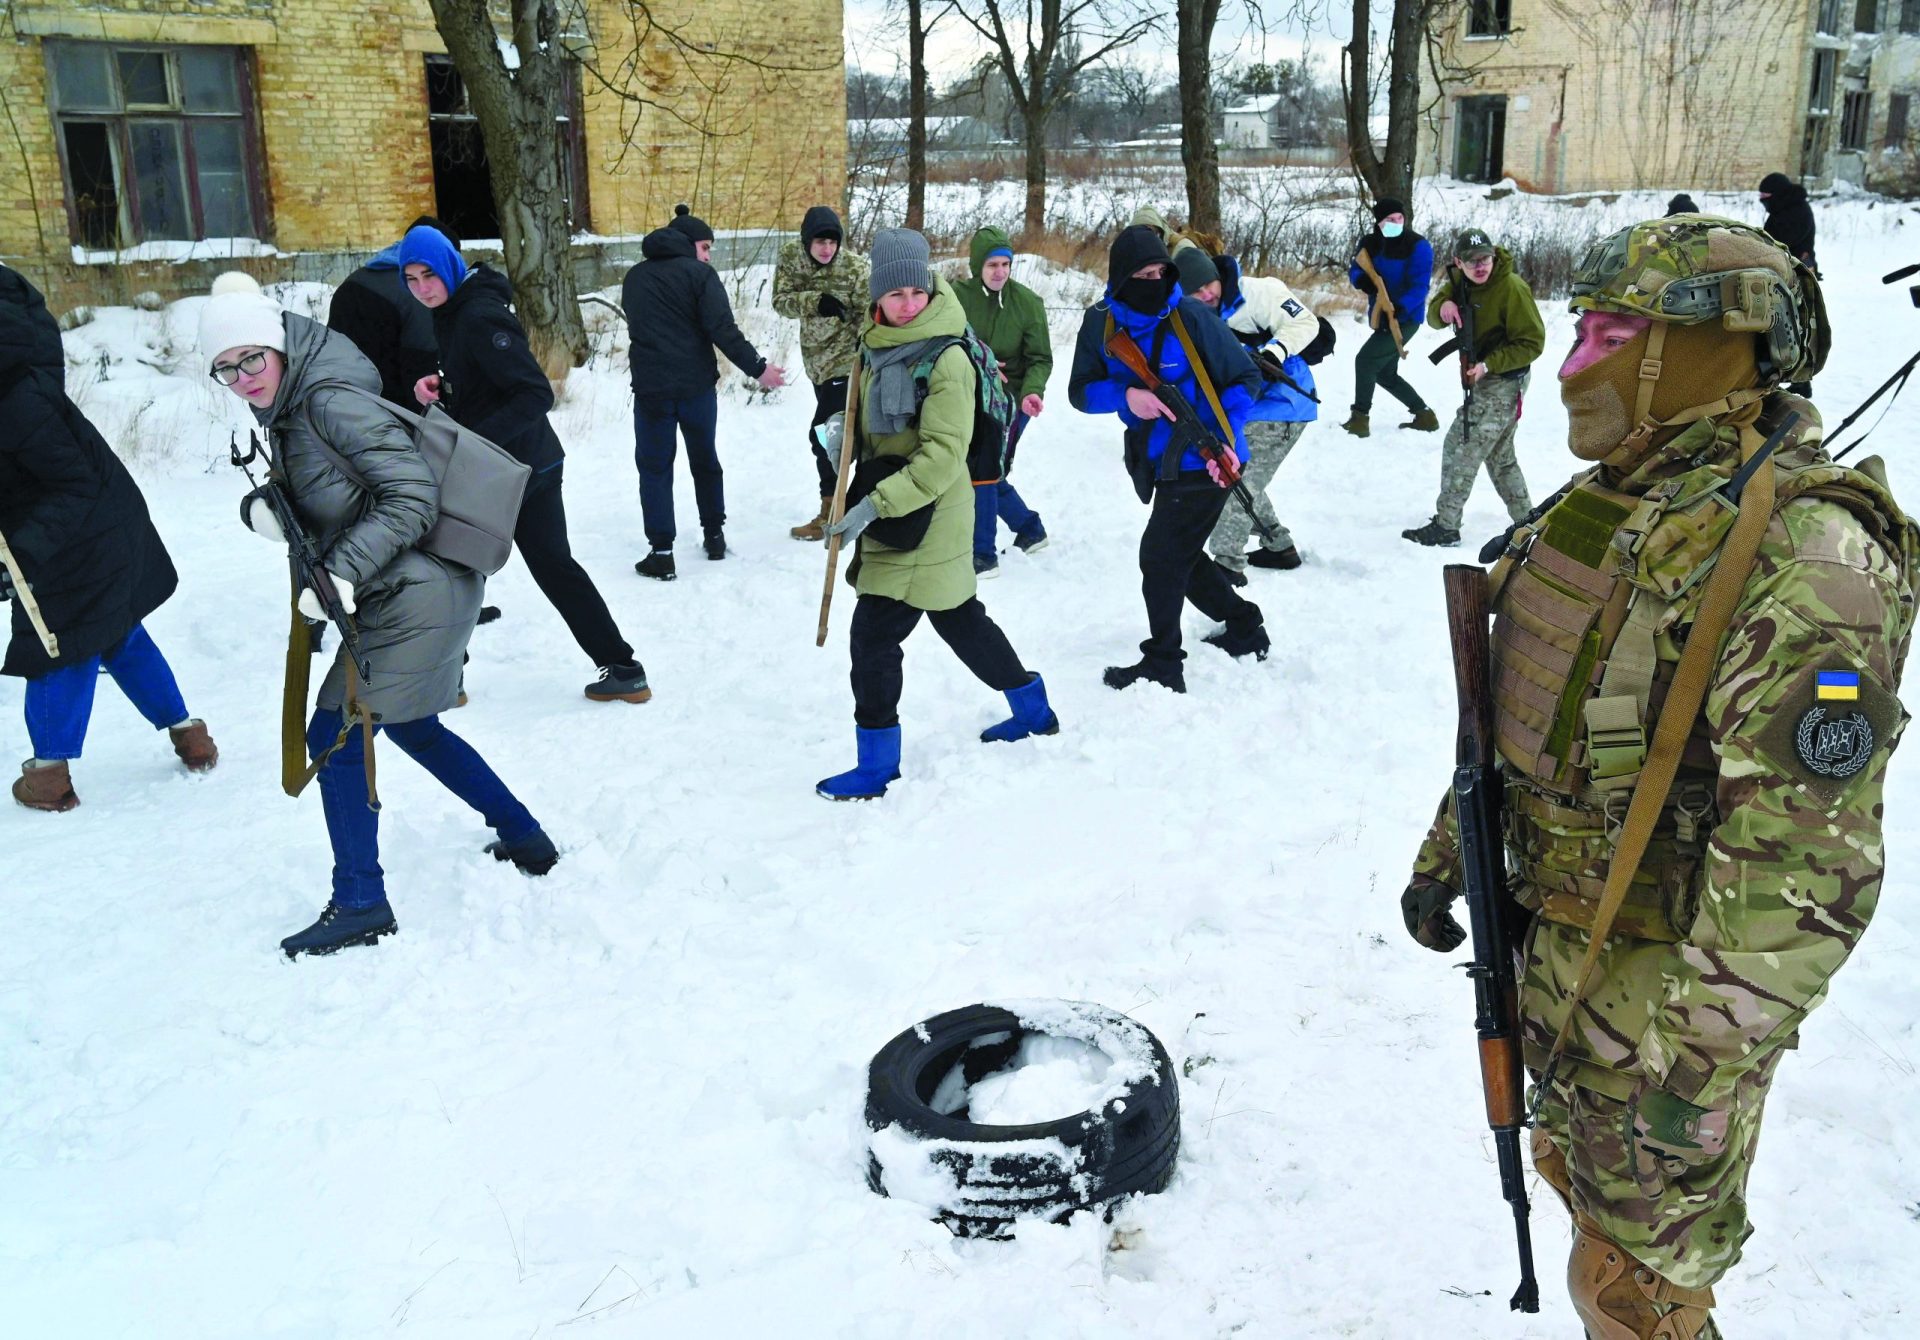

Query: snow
[961,1034,1122,1127]
[69,237,285,265]
[5,181,1920,1337]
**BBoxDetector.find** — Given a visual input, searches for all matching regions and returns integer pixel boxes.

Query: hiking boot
[981,673,1060,744]
[585,662,652,703]
[1203,625,1271,661]
[12,758,78,812]
[1340,411,1370,438]
[1402,520,1462,547]
[168,719,218,772]
[477,605,502,625]
[974,553,999,579]
[704,529,727,560]
[1247,545,1302,570]
[791,500,830,541]
[1103,659,1186,693]
[1403,407,1441,432]
[1213,559,1248,588]
[816,726,902,801]
[280,899,397,959]
[635,549,676,581]
[486,828,559,876]
[1013,522,1049,554]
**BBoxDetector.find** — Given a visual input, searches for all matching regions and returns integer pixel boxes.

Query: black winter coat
[0,264,178,679]
[1759,173,1816,266]
[327,259,440,407]
[621,227,766,401]
[428,264,563,471]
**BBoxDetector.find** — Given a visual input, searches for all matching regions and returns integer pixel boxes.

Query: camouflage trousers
[1432,370,1531,531]
[1531,1048,1782,1293]
[1207,420,1304,567]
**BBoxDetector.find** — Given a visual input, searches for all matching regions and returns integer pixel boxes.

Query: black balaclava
[1364,196,1417,260]
[1109,224,1175,314]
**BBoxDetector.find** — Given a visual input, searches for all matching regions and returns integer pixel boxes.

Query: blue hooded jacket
[1347,236,1432,327]
[1216,256,1316,424]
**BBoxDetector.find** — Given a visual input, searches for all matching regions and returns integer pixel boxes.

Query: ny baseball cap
[1455,227,1496,259]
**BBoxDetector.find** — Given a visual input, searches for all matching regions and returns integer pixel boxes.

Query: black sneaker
[585,662,651,703]
[1212,559,1248,588]
[280,900,397,959]
[1013,522,1049,554]
[1103,659,1186,693]
[477,605,502,624]
[974,553,1000,579]
[486,829,559,876]
[1401,520,1462,547]
[1246,546,1302,570]
[635,550,676,580]
[1203,625,1271,661]
[704,530,726,560]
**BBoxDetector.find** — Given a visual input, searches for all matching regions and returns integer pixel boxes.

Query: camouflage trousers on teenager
[1207,420,1304,568]
[1433,370,1531,531]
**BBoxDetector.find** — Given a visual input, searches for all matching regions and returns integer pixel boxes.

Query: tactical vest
[1489,413,1912,942]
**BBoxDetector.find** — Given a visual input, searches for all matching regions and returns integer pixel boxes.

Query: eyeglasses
[209,350,270,385]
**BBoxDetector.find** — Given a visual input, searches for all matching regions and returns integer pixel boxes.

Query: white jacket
[1225,275,1320,361]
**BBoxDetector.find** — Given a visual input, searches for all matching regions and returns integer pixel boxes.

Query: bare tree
[1342,0,1437,204]
[956,2,1161,233]
[1177,0,1224,236]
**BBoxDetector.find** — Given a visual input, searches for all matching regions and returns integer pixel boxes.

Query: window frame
[422,53,590,237]
[1904,0,1920,34]
[1839,89,1872,151]
[1466,0,1514,40]
[1886,92,1911,149]
[1856,0,1881,34]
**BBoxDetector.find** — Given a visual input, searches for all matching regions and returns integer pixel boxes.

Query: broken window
[1817,0,1845,34]
[1468,1,1513,37]
[1889,93,1911,149]
[424,54,588,243]
[1840,90,1872,151]
[1856,0,1880,33]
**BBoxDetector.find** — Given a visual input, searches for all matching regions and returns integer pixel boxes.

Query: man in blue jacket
[1344,198,1438,437]
[1069,225,1268,693]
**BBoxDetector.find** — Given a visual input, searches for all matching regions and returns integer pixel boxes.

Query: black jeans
[849,594,1029,729]
[515,462,634,668]
[635,389,723,547]
[1138,476,1263,666]
[1352,324,1429,415]
[810,377,848,497]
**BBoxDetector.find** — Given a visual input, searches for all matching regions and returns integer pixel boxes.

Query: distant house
[847,116,999,161]
[1223,97,1283,148]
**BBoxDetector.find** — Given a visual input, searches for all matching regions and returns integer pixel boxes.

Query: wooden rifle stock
[816,354,864,647]
[1354,247,1405,356]
[1103,328,1244,489]
[0,526,59,659]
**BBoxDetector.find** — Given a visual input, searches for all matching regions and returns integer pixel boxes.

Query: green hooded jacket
[951,227,1053,402]
[853,279,977,611]
[1425,246,1546,377]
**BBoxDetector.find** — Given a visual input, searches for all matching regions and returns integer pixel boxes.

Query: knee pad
[1569,1226,1715,1340]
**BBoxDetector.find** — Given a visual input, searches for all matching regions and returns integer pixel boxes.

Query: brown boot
[1569,1226,1715,1340]
[1403,406,1441,431]
[13,758,79,812]
[790,498,831,541]
[1340,411,1370,438]
[168,719,218,772]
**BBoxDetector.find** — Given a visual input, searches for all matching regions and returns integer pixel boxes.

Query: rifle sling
[1169,313,1235,463]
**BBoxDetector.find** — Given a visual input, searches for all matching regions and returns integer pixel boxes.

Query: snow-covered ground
[4,183,1918,1337]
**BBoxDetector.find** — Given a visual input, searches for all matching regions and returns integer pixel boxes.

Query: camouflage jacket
[771,239,869,384]
[1412,400,1917,1109]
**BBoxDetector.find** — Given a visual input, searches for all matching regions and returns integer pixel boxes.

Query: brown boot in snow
[168,719,219,772]
[1340,412,1369,438]
[13,758,79,812]
[1403,407,1441,432]
[790,498,831,541]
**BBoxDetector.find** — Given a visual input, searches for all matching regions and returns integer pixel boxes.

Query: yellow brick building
[0,1,846,309]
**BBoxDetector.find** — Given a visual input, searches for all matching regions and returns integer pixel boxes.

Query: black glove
[816,293,848,319]
[0,564,14,603]
[1401,876,1466,952]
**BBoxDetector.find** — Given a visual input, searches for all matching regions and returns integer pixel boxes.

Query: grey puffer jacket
[254,313,481,724]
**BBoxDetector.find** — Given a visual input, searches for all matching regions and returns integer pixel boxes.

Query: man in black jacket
[621,205,785,579]
[1758,172,1816,268]
[395,225,650,703]
[326,214,450,405]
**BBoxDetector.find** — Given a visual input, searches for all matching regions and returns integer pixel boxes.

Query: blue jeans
[634,390,723,547]
[23,623,189,760]
[308,708,541,909]
[971,412,1041,558]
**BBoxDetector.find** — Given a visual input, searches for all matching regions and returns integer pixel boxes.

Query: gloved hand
[825,496,878,545]
[811,411,845,458]
[297,570,356,624]
[239,488,285,543]
[1627,1084,1729,1187]
[1401,876,1466,952]
[816,293,848,319]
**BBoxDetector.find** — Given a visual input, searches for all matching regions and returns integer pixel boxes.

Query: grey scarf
[863,337,943,436]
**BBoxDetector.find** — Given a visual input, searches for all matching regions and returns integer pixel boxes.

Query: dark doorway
[1455,95,1507,185]
[424,55,588,244]
[61,121,122,249]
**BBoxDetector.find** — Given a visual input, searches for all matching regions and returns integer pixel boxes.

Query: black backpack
[904,330,1016,484]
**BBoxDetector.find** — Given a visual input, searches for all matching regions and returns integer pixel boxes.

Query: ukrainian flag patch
[1816,669,1861,701]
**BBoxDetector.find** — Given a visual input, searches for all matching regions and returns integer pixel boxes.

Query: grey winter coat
[255,314,481,723]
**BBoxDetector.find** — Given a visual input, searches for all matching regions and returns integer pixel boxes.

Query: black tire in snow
[864,1001,1180,1236]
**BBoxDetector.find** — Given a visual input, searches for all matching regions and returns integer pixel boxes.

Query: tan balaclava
[1561,320,1762,467]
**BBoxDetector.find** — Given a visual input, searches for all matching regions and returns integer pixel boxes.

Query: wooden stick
[0,527,59,659]
[815,354,864,647]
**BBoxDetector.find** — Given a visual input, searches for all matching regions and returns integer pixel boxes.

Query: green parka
[853,280,977,611]
[1424,246,1545,377]
[950,227,1053,402]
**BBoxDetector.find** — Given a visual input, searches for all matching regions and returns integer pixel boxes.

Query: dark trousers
[849,594,1029,729]
[1352,324,1429,415]
[515,461,634,668]
[308,708,540,909]
[1138,477,1263,666]
[810,377,848,497]
[635,389,723,546]
[972,411,1041,557]
[23,622,188,760]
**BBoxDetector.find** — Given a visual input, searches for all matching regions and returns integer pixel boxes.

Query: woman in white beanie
[201,271,556,958]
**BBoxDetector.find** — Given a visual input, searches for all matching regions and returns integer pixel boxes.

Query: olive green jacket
[1425,247,1545,377]
[951,227,1053,402]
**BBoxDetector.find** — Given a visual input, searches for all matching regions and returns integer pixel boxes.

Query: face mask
[1380,222,1405,239]
[1561,322,1763,465]
[1117,271,1176,315]
[1560,334,1642,461]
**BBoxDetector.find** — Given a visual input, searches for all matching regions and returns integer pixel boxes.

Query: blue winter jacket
[1217,286,1317,424]
[1068,283,1261,470]
[1347,237,1433,328]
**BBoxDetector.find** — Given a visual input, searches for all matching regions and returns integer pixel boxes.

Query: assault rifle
[230,429,372,683]
[1250,348,1321,404]
[1429,268,1481,433]
[1103,328,1280,544]
[1441,562,1540,1314]
[1353,247,1406,357]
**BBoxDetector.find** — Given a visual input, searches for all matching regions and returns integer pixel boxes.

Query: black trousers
[810,377,848,497]
[514,462,634,668]
[1138,476,1263,665]
[849,594,1029,729]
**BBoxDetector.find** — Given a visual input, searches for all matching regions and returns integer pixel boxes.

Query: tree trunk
[1342,0,1384,200]
[1176,0,1221,236]
[1342,0,1428,206]
[1022,102,1049,235]
[906,0,927,231]
[427,0,587,378]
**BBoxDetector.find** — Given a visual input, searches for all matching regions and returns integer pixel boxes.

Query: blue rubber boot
[980,673,1060,743]
[816,726,902,801]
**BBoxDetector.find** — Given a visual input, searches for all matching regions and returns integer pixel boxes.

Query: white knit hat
[197,271,286,369]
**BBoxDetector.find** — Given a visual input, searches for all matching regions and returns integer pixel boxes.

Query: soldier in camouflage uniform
[771,206,871,539]
[1401,216,1917,1338]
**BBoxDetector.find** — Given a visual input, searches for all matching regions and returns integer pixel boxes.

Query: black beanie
[1108,224,1172,291]
[1370,197,1407,223]
[1665,193,1700,216]
[801,205,843,246]
[669,203,715,244]
[1173,248,1219,293]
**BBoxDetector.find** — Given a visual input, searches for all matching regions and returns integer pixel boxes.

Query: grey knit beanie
[869,227,933,300]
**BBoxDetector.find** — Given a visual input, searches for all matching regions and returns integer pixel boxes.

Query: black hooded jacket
[0,264,178,678]
[428,264,563,471]
[621,226,767,402]
[327,256,440,406]
[1758,173,1816,265]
